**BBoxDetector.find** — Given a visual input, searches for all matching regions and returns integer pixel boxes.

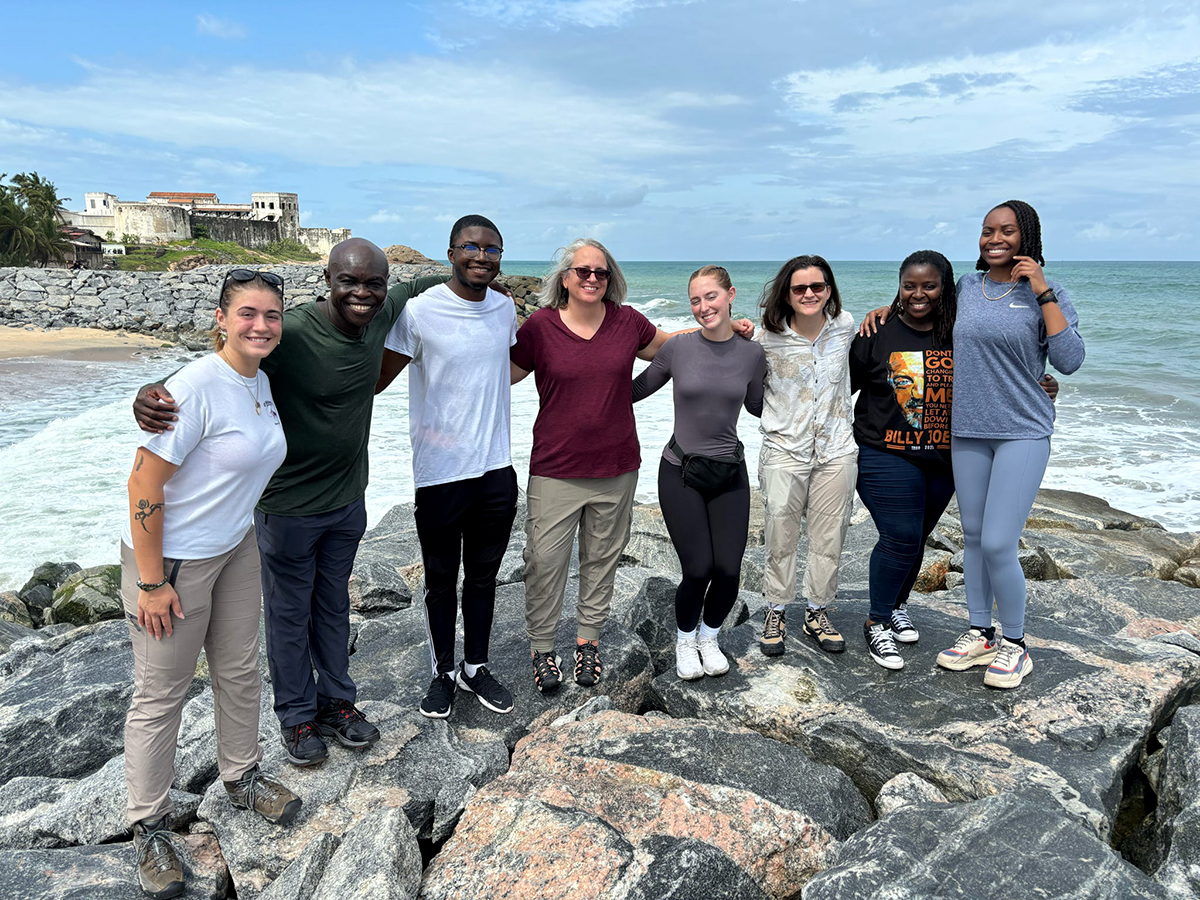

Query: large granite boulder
[18,561,82,598]
[1151,705,1200,898]
[649,590,1200,840]
[420,709,870,898]
[0,834,229,899]
[46,564,124,626]
[0,619,39,653]
[0,590,34,628]
[804,791,1170,899]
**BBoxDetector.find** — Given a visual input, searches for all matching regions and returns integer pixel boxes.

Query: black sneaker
[315,698,381,748]
[280,721,328,767]
[889,602,919,643]
[456,663,514,714]
[864,621,904,670]
[419,672,456,719]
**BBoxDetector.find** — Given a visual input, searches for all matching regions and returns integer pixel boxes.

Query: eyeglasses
[790,281,828,297]
[571,267,610,282]
[221,268,284,296]
[452,243,503,261]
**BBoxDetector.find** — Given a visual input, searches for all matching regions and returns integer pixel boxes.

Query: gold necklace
[221,349,261,414]
[980,273,1019,301]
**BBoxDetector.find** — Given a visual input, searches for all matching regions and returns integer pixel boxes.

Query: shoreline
[0,325,173,361]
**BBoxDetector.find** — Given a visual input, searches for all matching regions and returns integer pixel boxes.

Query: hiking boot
[456,663,514,714]
[280,721,328,767]
[574,642,602,687]
[224,765,302,826]
[983,639,1033,689]
[315,698,380,748]
[936,628,999,671]
[697,632,730,676]
[864,621,904,670]
[676,633,703,680]
[420,672,456,718]
[889,602,919,643]
[132,816,184,900]
[804,607,845,653]
[759,607,786,657]
[531,650,563,694]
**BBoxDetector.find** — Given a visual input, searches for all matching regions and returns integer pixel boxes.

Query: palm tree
[9,171,69,223]
[0,173,70,266]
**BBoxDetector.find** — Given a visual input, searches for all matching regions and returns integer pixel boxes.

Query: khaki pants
[524,471,638,651]
[121,528,263,825]
[759,446,858,608]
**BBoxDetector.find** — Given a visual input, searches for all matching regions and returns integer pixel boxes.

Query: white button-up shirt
[755,309,857,465]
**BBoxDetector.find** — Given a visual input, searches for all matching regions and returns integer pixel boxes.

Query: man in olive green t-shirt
[134,238,446,766]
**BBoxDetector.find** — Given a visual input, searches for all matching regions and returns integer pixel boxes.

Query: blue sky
[2,1,1196,260]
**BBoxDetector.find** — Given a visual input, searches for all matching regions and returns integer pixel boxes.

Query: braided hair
[975,200,1044,270]
[889,250,956,349]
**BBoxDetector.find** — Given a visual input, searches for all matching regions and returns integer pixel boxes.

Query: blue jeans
[855,444,955,624]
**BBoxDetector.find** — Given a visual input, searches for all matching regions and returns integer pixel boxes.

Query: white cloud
[196,14,246,40]
[454,0,694,28]
[367,210,405,224]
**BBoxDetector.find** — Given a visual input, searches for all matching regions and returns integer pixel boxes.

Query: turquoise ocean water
[1,260,1197,589]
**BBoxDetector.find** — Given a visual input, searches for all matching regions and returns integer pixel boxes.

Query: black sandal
[531,650,562,694]
[574,642,602,687]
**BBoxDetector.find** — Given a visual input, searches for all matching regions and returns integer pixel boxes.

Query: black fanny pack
[668,436,745,493]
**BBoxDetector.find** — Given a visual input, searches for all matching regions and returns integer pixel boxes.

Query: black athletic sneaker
[864,621,904,670]
[280,721,328,767]
[315,698,381,748]
[456,663,514,714]
[419,672,456,719]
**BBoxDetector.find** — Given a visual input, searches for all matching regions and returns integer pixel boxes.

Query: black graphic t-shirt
[849,316,953,468]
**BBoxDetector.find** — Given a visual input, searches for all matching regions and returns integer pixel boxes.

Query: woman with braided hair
[934,200,1084,688]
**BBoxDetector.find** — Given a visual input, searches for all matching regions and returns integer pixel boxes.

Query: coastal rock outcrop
[46,563,123,626]
[1149,704,1200,897]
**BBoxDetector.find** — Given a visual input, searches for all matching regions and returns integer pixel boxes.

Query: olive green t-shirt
[257,274,446,516]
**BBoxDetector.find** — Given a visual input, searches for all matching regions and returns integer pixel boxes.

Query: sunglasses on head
[222,268,285,296]
[571,267,610,282]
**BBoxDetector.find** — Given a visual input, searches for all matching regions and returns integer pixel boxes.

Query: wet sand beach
[0,325,171,361]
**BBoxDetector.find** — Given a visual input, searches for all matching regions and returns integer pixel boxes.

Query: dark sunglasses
[222,268,285,296]
[789,281,828,297]
[571,267,610,282]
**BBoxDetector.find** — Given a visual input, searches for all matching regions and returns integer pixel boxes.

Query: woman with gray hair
[510,239,751,693]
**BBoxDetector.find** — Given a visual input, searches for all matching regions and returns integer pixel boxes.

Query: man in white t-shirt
[377,214,518,719]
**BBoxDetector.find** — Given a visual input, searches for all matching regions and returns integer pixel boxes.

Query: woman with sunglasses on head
[631,266,766,680]
[121,269,300,900]
[755,255,858,659]
[511,239,752,693]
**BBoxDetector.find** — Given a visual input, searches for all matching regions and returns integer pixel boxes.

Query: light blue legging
[951,436,1051,641]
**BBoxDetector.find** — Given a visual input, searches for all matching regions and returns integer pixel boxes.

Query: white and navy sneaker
[889,602,919,643]
[864,621,904,670]
[936,629,999,671]
[983,639,1033,689]
[456,664,514,714]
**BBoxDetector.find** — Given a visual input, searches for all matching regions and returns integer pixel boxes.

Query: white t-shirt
[122,352,288,558]
[384,283,517,488]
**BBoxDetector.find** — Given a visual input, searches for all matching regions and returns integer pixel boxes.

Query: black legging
[658,458,751,632]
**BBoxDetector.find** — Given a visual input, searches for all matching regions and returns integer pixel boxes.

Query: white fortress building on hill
[63,190,351,255]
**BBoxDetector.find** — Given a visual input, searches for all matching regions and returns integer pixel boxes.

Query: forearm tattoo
[135,498,164,532]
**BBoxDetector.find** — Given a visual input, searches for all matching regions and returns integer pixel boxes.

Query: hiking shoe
[280,721,328,767]
[133,816,184,900]
[456,664,514,714]
[574,642,602,687]
[676,634,703,680]
[984,639,1033,689]
[804,607,845,653]
[315,698,380,748]
[420,672,456,718]
[759,607,786,657]
[890,602,919,643]
[864,621,904,670]
[224,765,302,826]
[936,628,999,671]
[531,650,563,694]
[698,632,730,676]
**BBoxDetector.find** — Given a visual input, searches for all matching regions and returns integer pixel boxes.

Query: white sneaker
[697,632,729,677]
[936,628,999,671]
[676,635,703,680]
[864,621,904,670]
[983,639,1033,689]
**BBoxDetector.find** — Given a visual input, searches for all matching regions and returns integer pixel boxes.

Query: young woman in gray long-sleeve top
[936,200,1085,689]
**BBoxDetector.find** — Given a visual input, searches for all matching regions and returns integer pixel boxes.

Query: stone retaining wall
[0,265,545,348]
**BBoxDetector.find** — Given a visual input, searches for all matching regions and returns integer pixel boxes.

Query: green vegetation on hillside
[0,172,69,267]
[117,237,320,271]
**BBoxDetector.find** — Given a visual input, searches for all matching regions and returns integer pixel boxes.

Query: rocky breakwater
[0,264,545,346]
[1,488,1199,898]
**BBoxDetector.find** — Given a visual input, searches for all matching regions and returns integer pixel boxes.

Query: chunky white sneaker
[889,603,919,643]
[697,633,729,677]
[676,635,703,680]
[984,639,1033,689]
[864,621,904,670]
[936,628,999,671]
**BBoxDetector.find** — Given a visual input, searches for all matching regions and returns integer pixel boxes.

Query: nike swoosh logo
[1009,302,1029,308]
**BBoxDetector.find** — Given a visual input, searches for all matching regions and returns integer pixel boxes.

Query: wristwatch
[1036,289,1058,306]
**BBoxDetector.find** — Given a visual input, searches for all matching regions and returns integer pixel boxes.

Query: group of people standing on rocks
[119,201,1082,898]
